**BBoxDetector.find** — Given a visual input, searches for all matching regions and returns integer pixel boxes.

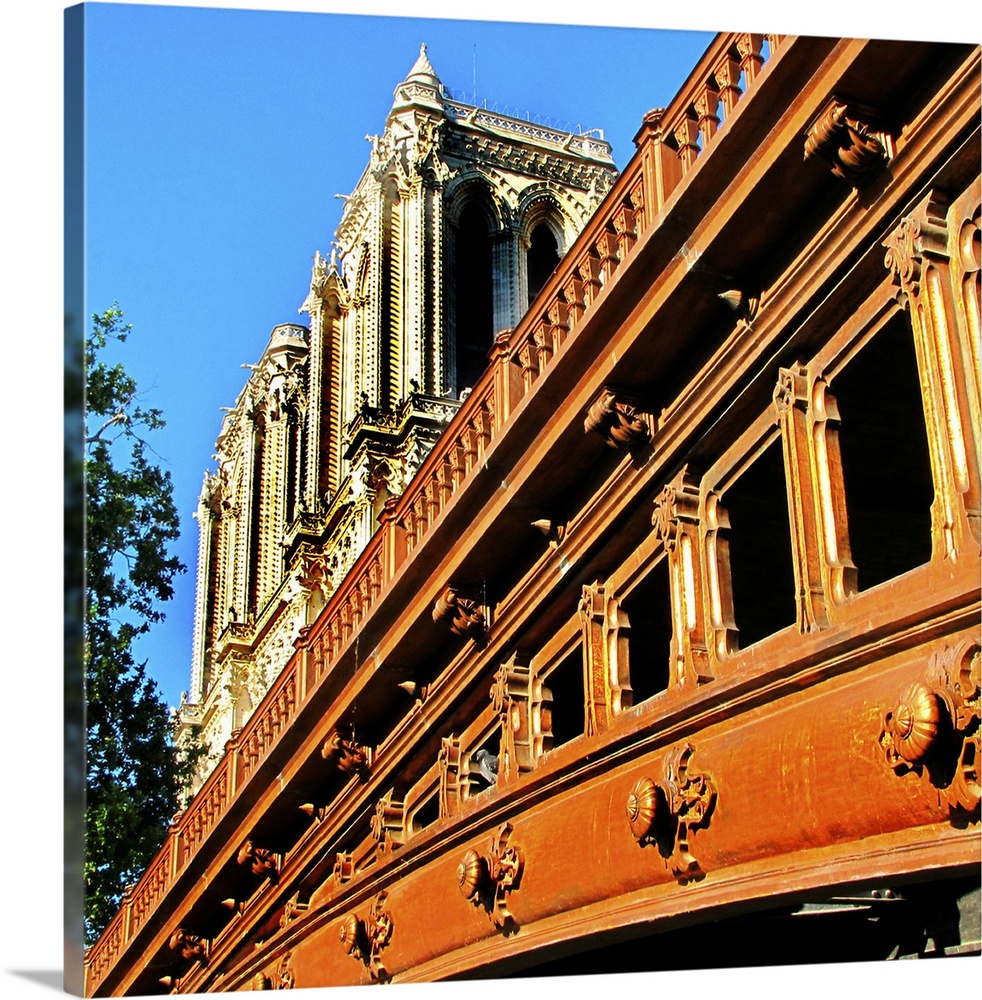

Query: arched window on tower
[527,222,561,305]
[453,201,494,393]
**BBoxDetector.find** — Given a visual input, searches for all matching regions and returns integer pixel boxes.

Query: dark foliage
[84,306,203,943]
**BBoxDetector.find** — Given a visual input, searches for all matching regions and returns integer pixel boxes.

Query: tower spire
[404,42,440,86]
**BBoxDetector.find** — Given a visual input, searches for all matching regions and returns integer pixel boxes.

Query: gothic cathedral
[178,46,618,786]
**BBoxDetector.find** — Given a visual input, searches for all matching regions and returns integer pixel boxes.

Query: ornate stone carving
[879,641,981,815]
[296,548,331,595]
[321,729,372,782]
[455,822,525,928]
[168,929,207,964]
[432,586,486,639]
[236,840,279,881]
[442,123,615,194]
[340,892,393,981]
[583,387,651,450]
[627,743,717,881]
[804,98,891,186]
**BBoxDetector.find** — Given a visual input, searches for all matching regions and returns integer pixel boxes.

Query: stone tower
[178,45,617,787]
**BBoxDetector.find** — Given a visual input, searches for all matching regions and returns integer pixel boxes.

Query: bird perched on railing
[472,749,498,785]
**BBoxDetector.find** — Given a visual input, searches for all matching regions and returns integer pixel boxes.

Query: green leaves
[83,305,204,944]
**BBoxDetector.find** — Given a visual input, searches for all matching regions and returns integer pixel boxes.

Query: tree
[84,305,202,943]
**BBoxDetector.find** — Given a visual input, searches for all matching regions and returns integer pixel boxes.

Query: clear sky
[82,3,718,710]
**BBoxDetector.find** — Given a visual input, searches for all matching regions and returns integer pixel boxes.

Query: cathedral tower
[178,45,616,786]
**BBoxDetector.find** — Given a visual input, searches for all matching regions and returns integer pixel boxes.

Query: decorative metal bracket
[432,586,486,639]
[804,97,892,187]
[251,953,296,990]
[584,387,651,450]
[370,789,407,854]
[236,839,279,882]
[626,742,717,881]
[332,851,354,885]
[167,928,208,965]
[879,641,980,816]
[456,822,525,929]
[340,891,393,981]
[321,729,372,782]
